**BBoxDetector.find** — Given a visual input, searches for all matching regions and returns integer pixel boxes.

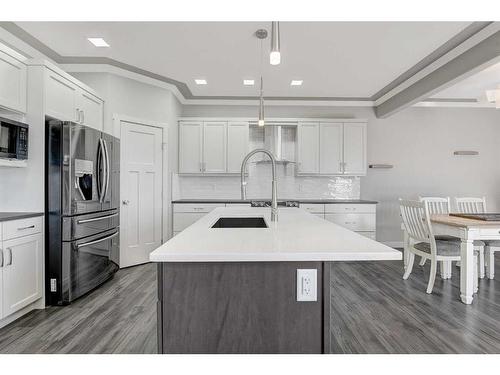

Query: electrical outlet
[296,269,317,302]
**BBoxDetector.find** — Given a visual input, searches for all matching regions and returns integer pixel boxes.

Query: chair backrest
[419,196,451,215]
[455,197,486,214]
[399,199,433,244]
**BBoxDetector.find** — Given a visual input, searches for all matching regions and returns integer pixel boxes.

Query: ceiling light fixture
[243,79,255,86]
[255,29,268,127]
[290,80,303,86]
[87,38,110,47]
[194,79,207,85]
[270,22,281,65]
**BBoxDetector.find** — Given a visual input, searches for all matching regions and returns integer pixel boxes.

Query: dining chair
[455,197,498,279]
[418,197,454,278]
[399,199,478,294]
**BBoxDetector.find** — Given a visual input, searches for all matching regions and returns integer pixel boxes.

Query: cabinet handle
[17,225,35,231]
[76,108,80,123]
[199,162,202,172]
[5,247,12,266]
[0,248,3,267]
[81,110,85,124]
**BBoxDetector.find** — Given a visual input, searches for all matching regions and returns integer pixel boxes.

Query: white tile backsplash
[172,165,361,200]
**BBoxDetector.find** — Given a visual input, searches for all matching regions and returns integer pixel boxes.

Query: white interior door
[120,120,163,268]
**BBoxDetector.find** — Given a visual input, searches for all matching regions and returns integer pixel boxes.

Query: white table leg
[460,238,475,304]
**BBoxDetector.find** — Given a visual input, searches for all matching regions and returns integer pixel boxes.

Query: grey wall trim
[370,22,493,101]
[0,21,490,107]
[375,29,500,118]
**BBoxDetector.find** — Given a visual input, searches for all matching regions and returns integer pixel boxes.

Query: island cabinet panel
[158,261,331,354]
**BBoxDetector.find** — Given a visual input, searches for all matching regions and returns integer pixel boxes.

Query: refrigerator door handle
[103,139,111,201]
[97,138,107,203]
[76,230,119,250]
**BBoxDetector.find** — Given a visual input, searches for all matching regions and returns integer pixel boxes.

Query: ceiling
[14,21,472,99]
[431,61,500,102]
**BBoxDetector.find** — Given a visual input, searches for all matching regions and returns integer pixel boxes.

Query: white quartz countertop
[150,207,402,262]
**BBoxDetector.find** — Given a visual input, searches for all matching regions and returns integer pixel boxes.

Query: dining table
[402,213,500,305]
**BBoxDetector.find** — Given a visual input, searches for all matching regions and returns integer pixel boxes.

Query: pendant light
[270,21,281,65]
[258,77,265,126]
[255,29,268,126]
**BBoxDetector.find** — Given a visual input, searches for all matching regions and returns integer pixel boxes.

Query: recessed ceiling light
[243,79,255,86]
[195,79,207,85]
[87,38,110,47]
[290,80,303,86]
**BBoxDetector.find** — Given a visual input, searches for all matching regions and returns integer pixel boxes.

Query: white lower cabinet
[324,203,376,240]
[0,216,44,325]
[2,233,43,317]
[173,203,225,234]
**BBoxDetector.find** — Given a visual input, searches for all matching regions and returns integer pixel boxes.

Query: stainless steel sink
[211,217,268,228]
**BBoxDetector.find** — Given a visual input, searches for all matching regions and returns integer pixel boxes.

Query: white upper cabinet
[45,69,78,122]
[227,122,249,173]
[297,122,320,174]
[343,122,366,175]
[319,122,343,174]
[179,121,203,173]
[297,121,367,176]
[203,122,227,173]
[45,68,104,131]
[179,121,249,175]
[0,47,27,114]
[77,90,104,131]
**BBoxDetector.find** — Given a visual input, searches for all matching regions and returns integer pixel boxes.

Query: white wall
[182,104,500,244]
[71,72,182,240]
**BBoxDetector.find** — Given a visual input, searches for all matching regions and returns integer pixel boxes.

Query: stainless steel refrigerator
[45,120,120,305]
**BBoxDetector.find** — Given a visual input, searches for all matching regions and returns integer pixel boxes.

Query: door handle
[122,200,130,205]
[76,231,119,249]
[5,247,12,266]
[103,139,110,200]
[77,213,119,224]
[17,225,35,231]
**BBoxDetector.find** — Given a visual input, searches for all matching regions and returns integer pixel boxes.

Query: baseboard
[0,299,44,329]
[382,241,404,249]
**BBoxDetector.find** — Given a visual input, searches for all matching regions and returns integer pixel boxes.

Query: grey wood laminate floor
[0,253,498,354]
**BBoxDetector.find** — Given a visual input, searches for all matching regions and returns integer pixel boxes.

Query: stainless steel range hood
[250,122,297,164]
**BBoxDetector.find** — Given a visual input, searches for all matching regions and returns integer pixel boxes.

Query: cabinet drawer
[300,204,325,214]
[357,231,376,241]
[173,213,207,232]
[173,203,224,213]
[324,213,375,231]
[324,203,376,214]
[2,216,43,240]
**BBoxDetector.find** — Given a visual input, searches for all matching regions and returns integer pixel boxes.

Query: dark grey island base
[157,261,332,354]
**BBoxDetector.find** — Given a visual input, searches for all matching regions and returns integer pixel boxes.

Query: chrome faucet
[240,149,278,222]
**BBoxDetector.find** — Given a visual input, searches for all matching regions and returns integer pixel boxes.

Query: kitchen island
[150,207,401,354]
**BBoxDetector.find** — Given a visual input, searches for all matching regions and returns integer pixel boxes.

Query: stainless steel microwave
[0,117,29,160]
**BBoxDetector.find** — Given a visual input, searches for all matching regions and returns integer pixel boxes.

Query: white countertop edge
[150,251,402,263]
